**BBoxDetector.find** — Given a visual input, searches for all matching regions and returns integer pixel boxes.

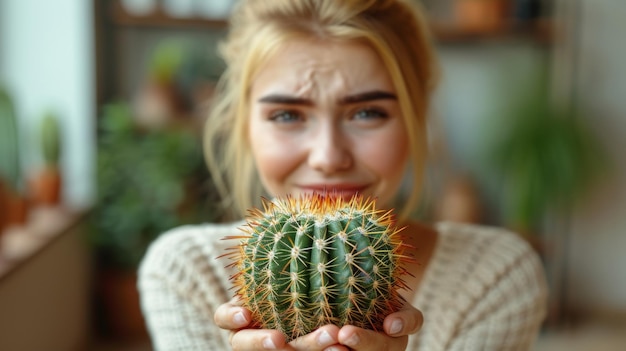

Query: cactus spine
[224,194,410,341]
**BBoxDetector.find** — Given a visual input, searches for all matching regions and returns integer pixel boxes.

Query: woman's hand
[215,298,423,351]
[331,304,424,351]
[215,298,347,350]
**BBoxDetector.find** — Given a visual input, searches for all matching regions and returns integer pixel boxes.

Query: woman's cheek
[251,133,304,195]
[364,133,409,172]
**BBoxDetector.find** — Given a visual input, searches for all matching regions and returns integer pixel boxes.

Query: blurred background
[0,0,624,350]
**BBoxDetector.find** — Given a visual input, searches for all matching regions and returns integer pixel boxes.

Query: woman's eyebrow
[257,90,397,105]
[340,90,397,104]
[258,94,313,105]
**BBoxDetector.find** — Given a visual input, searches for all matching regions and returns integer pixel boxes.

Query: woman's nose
[307,124,352,174]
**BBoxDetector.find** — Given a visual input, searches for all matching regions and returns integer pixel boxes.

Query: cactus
[40,111,61,167]
[0,85,20,190]
[30,111,63,205]
[224,194,411,341]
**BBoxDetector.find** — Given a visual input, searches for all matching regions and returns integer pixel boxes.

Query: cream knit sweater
[138,221,548,350]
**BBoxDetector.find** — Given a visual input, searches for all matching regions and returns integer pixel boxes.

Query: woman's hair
[204,0,439,221]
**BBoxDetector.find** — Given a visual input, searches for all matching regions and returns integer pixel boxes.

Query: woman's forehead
[249,39,395,100]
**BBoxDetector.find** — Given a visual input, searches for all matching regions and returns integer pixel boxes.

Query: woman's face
[248,39,410,208]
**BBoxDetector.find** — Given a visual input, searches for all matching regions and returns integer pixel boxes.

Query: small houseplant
[134,39,223,129]
[485,69,610,327]
[92,102,214,269]
[0,84,28,229]
[30,111,63,206]
[488,70,608,238]
[91,102,215,338]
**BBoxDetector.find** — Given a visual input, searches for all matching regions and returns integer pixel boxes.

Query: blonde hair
[204,0,439,221]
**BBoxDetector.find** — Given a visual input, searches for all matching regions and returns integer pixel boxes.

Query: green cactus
[40,111,61,167]
[0,85,20,190]
[224,194,410,341]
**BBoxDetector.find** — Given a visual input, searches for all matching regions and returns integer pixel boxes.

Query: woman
[138,1,548,350]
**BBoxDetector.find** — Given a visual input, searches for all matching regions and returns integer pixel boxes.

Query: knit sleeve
[137,225,236,350]
[447,232,548,351]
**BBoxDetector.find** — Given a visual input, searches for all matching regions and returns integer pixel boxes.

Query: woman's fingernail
[263,337,277,349]
[390,319,404,334]
[344,333,360,347]
[233,311,247,325]
[318,329,333,345]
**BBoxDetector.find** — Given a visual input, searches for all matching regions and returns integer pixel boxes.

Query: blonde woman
[138,1,548,350]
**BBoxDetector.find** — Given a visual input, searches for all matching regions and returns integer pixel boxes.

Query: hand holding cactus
[215,294,423,350]
[219,194,421,349]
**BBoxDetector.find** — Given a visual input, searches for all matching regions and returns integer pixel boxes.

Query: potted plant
[134,39,224,130]
[454,0,510,34]
[91,102,216,339]
[30,111,63,206]
[0,84,28,231]
[134,40,188,128]
[488,70,608,241]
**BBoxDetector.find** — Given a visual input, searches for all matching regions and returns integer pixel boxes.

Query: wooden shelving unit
[94,0,228,108]
[109,0,228,29]
[104,0,552,42]
[0,207,88,279]
[0,207,92,351]
[430,19,553,45]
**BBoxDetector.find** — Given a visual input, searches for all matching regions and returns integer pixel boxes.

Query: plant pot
[454,0,510,34]
[3,187,29,226]
[97,270,148,341]
[30,167,62,206]
[0,180,7,233]
[134,80,186,129]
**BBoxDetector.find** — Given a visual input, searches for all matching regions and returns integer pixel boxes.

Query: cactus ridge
[223,194,411,341]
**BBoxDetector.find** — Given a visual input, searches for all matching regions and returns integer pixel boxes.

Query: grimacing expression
[248,39,410,208]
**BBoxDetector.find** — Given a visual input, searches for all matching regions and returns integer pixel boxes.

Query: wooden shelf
[0,206,92,351]
[0,206,88,280]
[109,0,551,44]
[430,19,553,45]
[110,0,228,29]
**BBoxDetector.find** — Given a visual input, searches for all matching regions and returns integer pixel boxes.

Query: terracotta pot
[454,0,510,34]
[0,180,7,233]
[30,167,62,206]
[4,187,29,226]
[97,270,149,340]
[134,80,186,129]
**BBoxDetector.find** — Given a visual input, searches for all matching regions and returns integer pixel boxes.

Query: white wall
[0,0,95,209]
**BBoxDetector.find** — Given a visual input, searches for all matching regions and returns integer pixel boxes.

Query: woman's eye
[268,110,304,123]
[352,107,388,121]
